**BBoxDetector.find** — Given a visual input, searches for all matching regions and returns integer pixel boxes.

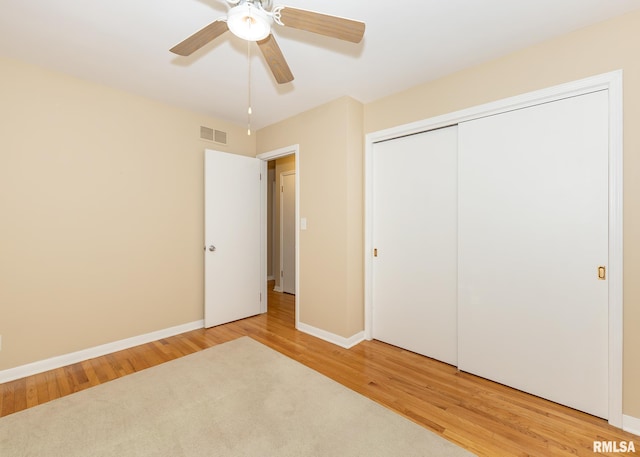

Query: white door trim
[364,70,623,428]
[257,145,300,328]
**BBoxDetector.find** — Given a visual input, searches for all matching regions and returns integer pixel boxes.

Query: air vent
[214,129,227,144]
[200,126,228,145]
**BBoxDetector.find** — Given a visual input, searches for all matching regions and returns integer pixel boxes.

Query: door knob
[208,245,216,252]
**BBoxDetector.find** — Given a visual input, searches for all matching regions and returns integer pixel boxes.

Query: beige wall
[0,57,255,370]
[364,10,640,418]
[257,97,364,338]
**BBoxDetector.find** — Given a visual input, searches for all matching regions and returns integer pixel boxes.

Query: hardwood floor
[1,284,636,456]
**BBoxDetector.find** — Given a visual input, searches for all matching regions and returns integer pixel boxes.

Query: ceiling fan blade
[257,34,294,84]
[278,7,365,43]
[170,19,229,56]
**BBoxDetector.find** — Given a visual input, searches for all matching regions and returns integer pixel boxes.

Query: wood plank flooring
[1,284,637,456]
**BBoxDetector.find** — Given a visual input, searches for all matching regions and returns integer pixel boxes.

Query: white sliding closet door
[372,126,458,365]
[457,90,609,418]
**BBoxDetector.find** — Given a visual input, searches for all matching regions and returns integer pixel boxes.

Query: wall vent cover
[200,126,227,145]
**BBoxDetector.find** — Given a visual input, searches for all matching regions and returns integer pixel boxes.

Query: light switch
[300,217,307,230]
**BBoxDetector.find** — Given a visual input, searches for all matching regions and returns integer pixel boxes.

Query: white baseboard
[623,415,640,437]
[0,320,204,384]
[273,285,283,292]
[296,322,365,349]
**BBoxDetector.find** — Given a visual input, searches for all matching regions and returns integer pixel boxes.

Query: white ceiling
[1,0,639,130]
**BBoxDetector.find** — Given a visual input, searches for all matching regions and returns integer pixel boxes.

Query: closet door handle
[598,266,606,280]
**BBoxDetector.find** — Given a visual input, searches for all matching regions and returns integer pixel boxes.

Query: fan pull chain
[247,39,252,136]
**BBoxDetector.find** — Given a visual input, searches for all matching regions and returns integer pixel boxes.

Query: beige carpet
[0,337,474,456]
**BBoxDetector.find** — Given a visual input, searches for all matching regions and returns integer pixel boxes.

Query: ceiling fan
[170,0,365,84]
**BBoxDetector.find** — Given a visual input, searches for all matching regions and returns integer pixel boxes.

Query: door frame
[280,170,296,294]
[257,145,300,326]
[364,70,623,427]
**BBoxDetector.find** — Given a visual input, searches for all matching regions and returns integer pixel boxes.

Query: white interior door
[204,149,263,327]
[457,90,609,418]
[372,126,458,365]
[281,171,296,294]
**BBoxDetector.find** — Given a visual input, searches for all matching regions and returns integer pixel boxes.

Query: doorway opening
[257,145,300,326]
[266,158,296,294]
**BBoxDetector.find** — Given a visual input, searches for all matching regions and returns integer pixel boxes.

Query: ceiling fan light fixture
[227,3,272,42]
